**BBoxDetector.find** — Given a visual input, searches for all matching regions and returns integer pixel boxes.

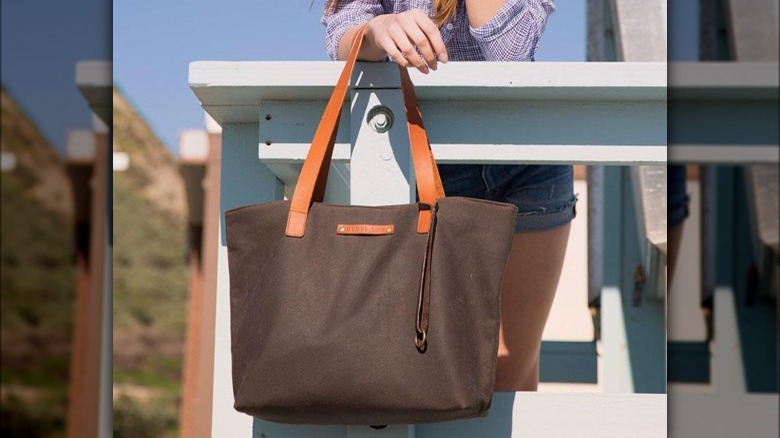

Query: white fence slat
[416,393,666,437]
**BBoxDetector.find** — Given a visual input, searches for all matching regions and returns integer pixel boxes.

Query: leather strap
[285,24,445,237]
[415,202,438,352]
[398,65,445,233]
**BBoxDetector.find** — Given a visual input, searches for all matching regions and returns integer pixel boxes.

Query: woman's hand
[337,10,448,74]
[338,9,447,73]
[364,10,449,74]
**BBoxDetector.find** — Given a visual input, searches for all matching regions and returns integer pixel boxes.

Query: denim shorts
[437,164,578,233]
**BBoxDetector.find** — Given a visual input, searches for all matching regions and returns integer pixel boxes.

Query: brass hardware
[415,330,427,350]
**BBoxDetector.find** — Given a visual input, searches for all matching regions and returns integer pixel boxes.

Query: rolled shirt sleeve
[322,0,386,60]
[468,0,556,61]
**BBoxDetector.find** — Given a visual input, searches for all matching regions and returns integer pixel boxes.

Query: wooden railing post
[64,128,108,438]
[178,117,222,437]
[73,59,112,438]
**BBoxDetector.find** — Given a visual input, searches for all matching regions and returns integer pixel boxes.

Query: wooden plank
[713,287,747,392]
[669,62,779,95]
[601,287,634,392]
[191,61,666,98]
[630,165,667,303]
[631,166,668,254]
[670,145,779,164]
[618,167,667,393]
[64,159,93,438]
[178,130,208,438]
[747,164,780,252]
[258,98,667,167]
[601,168,667,393]
[190,62,666,125]
[179,227,204,438]
[668,393,778,437]
[66,132,109,438]
[349,88,415,207]
[261,143,666,166]
[75,61,112,125]
[195,132,222,437]
[249,394,666,438]
[668,181,709,341]
[416,393,666,437]
[725,0,779,61]
[668,65,778,162]
[612,0,667,61]
[98,172,112,438]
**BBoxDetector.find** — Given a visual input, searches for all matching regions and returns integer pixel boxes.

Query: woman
[322,0,574,391]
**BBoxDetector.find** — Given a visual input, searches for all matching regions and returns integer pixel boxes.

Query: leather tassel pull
[416,202,438,352]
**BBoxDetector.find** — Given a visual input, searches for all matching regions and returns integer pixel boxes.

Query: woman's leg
[495,224,571,391]
[436,163,575,391]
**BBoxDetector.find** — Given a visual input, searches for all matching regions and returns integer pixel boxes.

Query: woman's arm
[464,0,508,28]
[337,24,389,61]
[324,1,448,73]
[467,0,555,61]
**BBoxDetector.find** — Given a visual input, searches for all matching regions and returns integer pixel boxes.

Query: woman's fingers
[371,11,449,74]
[388,26,430,73]
[380,35,411,68]
[411,11,449,64]
[400,17,438,70]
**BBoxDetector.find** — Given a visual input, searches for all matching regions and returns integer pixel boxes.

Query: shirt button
[446,23,454,30]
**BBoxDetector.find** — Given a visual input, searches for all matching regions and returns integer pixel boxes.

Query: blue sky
[669,0,699,61]
[113,0,587,154]
[1,0,110,153]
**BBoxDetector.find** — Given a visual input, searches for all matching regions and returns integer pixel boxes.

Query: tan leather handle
[398,64,445,233]
[285,24,444,237]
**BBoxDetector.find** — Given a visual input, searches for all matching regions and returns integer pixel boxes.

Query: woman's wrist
[337,17,389,61]
[360,16,391,61]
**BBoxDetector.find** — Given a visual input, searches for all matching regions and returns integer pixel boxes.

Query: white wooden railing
[189,60,667,437]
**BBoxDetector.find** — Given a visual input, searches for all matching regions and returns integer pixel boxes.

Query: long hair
[324,0,457,27]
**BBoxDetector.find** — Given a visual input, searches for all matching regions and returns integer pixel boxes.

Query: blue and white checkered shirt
[322,0,555,62]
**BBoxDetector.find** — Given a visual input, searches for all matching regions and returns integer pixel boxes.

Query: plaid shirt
[321,0,555,62]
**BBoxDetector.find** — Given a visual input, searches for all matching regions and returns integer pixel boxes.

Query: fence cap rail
[668,62,778,163]
[76,60,112,125]
[190,61,666,124]
[669,62,779,99]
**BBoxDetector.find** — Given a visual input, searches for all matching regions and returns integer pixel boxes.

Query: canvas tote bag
[225,24,518,425]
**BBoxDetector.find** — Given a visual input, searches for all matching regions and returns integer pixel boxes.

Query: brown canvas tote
[225,24,518,425]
